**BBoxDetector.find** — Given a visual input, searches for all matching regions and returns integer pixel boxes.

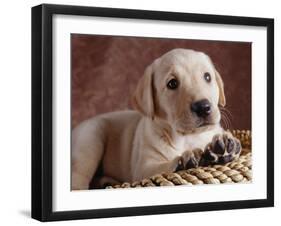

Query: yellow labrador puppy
[72,49,241,190]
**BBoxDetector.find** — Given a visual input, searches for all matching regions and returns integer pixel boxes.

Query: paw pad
[200,133,241,166]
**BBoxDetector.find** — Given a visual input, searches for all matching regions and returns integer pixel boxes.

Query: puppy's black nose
[191,99,211,118]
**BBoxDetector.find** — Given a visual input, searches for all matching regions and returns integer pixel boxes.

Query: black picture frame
[32,3,274,222]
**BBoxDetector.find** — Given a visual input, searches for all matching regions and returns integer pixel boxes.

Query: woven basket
[106,130,251,189]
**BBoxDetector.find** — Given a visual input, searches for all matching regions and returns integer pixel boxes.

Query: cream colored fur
[72,49,226,190]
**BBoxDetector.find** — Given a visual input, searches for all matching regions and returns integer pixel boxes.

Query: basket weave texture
[106,130,251,189]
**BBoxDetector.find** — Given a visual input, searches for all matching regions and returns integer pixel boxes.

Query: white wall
[0,0,279,225]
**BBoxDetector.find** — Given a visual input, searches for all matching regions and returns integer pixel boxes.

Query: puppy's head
[132,48,225,135]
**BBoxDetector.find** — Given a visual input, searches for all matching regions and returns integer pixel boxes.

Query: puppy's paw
[176,148,204,171]
[200,132,242,166]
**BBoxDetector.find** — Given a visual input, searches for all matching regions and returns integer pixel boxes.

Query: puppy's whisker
[224,108,233,129]
[220,115,226,129]
[224,114,231,130]
[219,107,233,130]
[223,112,231,129]
[221,113,229,130]
[220,106,233,120]
[224,116,231,130]
[220,111,228,129]
[222,111,233,123]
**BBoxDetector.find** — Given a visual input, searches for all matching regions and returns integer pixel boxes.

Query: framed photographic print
[32,4,274,221]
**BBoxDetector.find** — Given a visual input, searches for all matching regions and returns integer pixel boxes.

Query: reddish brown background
[72,34,251,130]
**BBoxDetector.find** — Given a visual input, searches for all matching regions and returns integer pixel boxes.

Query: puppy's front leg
[176,149,204,170]
[178,132,242,170]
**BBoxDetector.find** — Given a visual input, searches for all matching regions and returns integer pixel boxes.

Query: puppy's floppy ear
[215,69,226,107]
[132,64,155,119]
[205,54,226,107]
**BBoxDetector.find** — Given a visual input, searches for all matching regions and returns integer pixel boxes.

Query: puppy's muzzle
[191,99,211,118]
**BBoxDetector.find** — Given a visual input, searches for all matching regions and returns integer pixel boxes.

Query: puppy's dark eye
[167,78,179,90]
[204,72,211,83]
